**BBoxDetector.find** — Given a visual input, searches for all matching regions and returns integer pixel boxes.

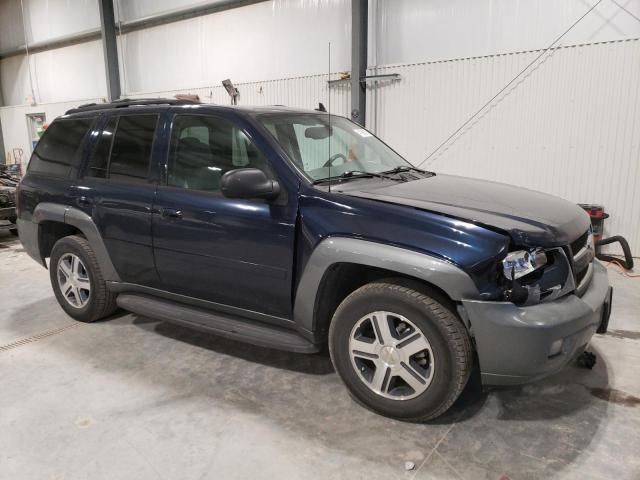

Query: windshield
[256,113,411,181]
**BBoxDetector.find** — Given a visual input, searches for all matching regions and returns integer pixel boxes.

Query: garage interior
[1,1,640,479]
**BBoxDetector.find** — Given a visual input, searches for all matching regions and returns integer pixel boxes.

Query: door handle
[76,196,93,207]
[161,208,183,219]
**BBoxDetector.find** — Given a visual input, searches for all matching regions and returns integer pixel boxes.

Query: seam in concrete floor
[411,419,459,479]
[0,323,80,352]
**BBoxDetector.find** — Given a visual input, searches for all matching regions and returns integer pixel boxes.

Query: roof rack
[65,98,201,114]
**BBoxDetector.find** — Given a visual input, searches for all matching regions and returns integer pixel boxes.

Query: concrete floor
[1,231,639,480]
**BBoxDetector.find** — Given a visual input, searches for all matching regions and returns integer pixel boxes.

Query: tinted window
[168,115,269,192]
[86,117,117,179]
[108,115,158,183]
[29,119,94,176]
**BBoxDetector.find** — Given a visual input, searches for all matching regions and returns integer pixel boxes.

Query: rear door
[74,112,161,287]
[151,113,297,319]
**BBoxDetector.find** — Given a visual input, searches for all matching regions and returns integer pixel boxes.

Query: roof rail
[65,98,201,114]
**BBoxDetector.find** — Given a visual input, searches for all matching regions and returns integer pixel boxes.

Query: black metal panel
[351,0,368,126]
[98,0,121,101]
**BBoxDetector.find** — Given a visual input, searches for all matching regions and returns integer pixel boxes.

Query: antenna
[328,42,332,193]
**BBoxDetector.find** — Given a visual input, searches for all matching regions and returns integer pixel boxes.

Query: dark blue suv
[16,99,612,421]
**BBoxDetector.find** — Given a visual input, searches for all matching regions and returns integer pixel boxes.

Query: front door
[152,113,297,319]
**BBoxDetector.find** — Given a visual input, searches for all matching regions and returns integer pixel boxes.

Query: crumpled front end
[462,259,612,385]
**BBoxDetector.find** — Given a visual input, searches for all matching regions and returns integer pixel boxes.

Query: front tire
[329,280,472,422]
[49,235,117,322]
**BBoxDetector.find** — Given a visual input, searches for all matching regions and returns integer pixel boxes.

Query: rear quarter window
[28,118,94,177]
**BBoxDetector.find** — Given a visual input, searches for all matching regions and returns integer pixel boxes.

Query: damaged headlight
[502,248,547,280]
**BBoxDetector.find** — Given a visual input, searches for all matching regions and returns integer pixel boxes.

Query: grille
[570,229,593,295]
[570,231,589,256]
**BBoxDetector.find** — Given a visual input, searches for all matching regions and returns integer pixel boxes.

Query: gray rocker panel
[293,236,481,333]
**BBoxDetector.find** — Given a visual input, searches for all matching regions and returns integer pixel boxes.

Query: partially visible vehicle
[0,167,18,236]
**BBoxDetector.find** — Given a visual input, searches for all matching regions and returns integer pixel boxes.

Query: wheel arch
[30,203,120,282]
[293,237,480,341]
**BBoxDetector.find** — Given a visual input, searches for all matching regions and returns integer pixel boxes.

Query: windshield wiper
[380,166,435,176]
[312,170,402,185]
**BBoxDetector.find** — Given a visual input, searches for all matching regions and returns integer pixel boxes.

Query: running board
[116,294,319,353]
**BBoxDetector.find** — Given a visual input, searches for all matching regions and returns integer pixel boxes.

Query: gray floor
[1,231,639,480]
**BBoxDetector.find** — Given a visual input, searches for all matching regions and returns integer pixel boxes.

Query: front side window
[29,118,94,176]
[257,114,411,181]
[168,115,269,192]
[85,114,158,183]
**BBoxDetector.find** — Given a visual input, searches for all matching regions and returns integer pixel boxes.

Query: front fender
[293,236,480,334]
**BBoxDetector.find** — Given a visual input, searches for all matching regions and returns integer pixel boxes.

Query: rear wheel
[9,228,18,236]
[49,235,117,322]
[329,280,472,422]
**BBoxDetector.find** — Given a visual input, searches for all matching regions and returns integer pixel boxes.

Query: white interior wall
[0,40,106,106]
[114,0,231,21]
[118,0,351,94]
[0,0,99,50]
[0,0,25,51]
[370,0,640,66]
[127,72,351,116]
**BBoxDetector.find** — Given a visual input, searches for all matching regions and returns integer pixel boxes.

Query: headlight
[502,248,547,280]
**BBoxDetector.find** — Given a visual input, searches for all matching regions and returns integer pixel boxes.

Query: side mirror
[221,168,280,200]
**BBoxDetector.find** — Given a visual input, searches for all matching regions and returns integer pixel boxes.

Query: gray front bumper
[463,260,611,386]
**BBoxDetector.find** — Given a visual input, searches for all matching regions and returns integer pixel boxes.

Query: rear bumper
[463,260,612,386]
[17,218,45,266]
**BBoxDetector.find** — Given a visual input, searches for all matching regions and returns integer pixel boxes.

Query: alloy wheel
[57,253,91,308]
[348,311,435,400]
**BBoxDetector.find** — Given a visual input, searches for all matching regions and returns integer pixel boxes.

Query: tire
[329,279,472,422]
[10,228,18,236]
[49,235,117,322]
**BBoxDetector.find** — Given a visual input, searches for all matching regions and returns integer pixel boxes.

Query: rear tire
[329,279,472,422]
[9,228,18,236]
[49,235,117,322]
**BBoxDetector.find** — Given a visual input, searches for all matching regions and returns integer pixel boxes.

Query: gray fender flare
[293,236,480,333]
[32,203,121,282]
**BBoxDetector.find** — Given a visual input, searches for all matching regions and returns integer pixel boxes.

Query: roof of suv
[63,98,324,117]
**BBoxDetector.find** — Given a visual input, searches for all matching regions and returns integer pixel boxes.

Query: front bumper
[0,206,17,231]
[462,259,612,386]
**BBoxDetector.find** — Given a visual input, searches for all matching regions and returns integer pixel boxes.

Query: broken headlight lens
[502,248,547,280]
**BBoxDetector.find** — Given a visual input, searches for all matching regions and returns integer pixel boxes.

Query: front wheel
[329,280,472,422]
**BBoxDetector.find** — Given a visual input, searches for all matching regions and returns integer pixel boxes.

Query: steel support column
[98,0,121,101]
[350,0,368,126]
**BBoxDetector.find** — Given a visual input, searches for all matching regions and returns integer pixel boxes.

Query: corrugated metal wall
[368,38,640,253]
[127,73,351,117]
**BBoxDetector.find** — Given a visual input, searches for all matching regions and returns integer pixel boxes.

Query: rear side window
[86,114,158,183]
[87,117,116,178]
[29,119,94,176]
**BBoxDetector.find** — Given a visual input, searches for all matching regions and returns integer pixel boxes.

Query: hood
[337,174,590,247]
